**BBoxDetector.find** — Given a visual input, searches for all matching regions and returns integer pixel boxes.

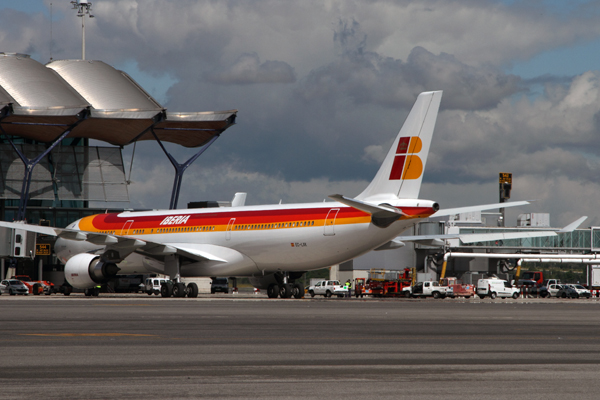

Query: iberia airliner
[3,91,448,298]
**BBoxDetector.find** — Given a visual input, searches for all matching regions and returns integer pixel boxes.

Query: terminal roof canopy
[0,53,236,148]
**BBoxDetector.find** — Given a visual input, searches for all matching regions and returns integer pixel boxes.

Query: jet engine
[64,253,120,289]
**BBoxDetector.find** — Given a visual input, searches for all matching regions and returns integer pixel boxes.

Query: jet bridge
[0,52,237,220]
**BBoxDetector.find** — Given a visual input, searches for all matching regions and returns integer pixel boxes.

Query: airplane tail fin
[356,91,442,201]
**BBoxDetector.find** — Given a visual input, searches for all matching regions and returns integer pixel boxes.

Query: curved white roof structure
[0,53,237,148]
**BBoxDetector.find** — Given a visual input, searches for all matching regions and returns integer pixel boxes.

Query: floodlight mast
[71,0,94,60]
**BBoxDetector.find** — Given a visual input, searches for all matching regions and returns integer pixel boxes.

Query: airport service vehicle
[545,279,561,287]
[355,268,414,298]
[308,280,347,298]
[403,281,449,299]
[0,91,533,300]
[566,284,591,298]
[210,277,229,294]
[12,275,54,295]
[477,278,520,299]
[0,279,29,295]
[145,277,169,295]
[441,277,475,299]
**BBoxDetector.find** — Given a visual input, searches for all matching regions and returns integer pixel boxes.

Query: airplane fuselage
[55,199,437,278]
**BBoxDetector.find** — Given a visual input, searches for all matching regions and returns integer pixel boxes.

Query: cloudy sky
[2,0,600,227]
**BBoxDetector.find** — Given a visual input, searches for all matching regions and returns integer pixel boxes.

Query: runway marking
[20,333,157,337]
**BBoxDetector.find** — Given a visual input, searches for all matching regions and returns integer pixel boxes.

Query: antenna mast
[70,0,94,60]
[49,3,53,62]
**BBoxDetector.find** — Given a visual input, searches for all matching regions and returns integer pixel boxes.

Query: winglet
[558,216,587,233]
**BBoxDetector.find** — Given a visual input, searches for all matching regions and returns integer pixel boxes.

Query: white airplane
[0,91,539,298]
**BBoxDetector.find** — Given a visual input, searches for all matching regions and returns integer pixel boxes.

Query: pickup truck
[402,281,448,299]
[308,280,348,298]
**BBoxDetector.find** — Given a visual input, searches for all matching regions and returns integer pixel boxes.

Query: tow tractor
[12,275,54,295]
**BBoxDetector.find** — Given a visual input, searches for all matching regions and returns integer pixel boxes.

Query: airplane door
[226,218,236,240]
[121,220,134,235]
[323,209,340,236]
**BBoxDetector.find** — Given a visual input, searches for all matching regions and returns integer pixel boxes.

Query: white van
[477,278,520,299]
[145,277,169,295]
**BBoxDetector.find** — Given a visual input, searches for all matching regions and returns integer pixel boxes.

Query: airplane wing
[0,220,226,263]
[391,216,587,247]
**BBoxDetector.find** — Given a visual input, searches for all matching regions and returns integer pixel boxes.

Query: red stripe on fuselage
[82,205,435,232]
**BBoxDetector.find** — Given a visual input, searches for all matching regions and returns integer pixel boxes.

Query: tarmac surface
[2,293,600,399]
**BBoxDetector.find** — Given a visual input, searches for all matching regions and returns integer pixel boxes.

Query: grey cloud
[425,71,600,190]
[206,53,296,85]
[4,0,600,225]
[297,20,521,110]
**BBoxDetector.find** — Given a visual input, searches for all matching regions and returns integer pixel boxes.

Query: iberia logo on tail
[389,136,423,180]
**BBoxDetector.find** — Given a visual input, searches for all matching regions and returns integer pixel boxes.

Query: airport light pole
[71,0,94,60]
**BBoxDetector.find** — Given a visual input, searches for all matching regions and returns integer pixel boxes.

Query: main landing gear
[160,281,199,298]
[267,282,304,299]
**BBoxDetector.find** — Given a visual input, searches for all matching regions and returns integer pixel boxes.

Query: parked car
[211,277,229,294]
[0,279,29,295]
[518,279,550,298]
[556,285,579,299]
[566,284,591,298]
[548,284,563,297]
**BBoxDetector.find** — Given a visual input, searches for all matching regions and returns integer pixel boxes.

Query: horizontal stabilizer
[374,239,406,251]
[329,194,405,228]
[329,194,404,217]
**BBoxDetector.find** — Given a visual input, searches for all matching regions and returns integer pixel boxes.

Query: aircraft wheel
[292,283,304,299]
[84,289,92,297]
[280,284,292,298]
[161,282,173,298]
[173,283,186,298]
[147,291,153,295]
[267,284,279,298]
[187,282,199,298]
